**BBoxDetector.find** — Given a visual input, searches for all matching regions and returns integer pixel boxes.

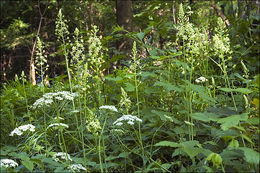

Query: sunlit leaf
[154,141,180,147]
[239,147,259,165]
[219,88,252,94]
[217,113,248,130]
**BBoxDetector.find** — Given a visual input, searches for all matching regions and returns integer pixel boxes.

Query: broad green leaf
[219,88,252,94]
[154,141,180,148]
[191,84,216,103]
[138,71,156,78]
[106,152,129,161]
[191,112,220,122]
[161,163,172,170]
[239,147,259,165]
[217,113,248,130]
[104,76,123,82]
[203,141,217,146]
[180,140,200,148]
[136,32,145,41]
[246,117,259,125]
[151,110,181,124]
[22,159,34,172]
[182,146,204,159]
[42,158,61,167]
[154,81,183,92]
[234,88,252,94]
[125,82,135,92]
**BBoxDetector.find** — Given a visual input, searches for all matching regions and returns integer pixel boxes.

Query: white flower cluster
[9,124,35,136]
[53,152,72,162]
[48,123,69,129]
[99,105,118,112]
[195,76,208,83]
[213,35,230,54]
[113,115,142,126]
[68,164,87,172]
[32,91,78,109]
[0,159,18,168]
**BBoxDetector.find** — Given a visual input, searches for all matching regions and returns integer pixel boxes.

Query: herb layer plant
[0,4,259,173]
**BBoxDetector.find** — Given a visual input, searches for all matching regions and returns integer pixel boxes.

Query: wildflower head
[0,159,18,168]
[99,105,118,112]
[53,152,72,162]
[48,123,69,129]
[68,164,87,172]
[31,91,78,109]
[9,124,35,136]
[195,76,208,83]
[113,115,142,126]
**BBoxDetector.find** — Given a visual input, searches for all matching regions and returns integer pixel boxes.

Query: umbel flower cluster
[9,124,35,136]
[68,164,87,172]
[113,115,142,126]
[32,91,78,109]
[99,105,118,112]
[0,159,18,168]
[53,152,72,162]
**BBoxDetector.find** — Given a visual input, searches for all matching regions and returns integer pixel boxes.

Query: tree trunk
[116,0,133,59]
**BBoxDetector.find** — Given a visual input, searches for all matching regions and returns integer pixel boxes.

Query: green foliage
[0,1,259,173]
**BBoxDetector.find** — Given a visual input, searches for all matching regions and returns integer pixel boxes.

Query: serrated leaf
[191,84,216,103]
[239,147,259,165]
[246,117,259,125]
[191,112,220,122]
[154,81,183,93]
[22,159,34,172]
[154,141,180,147]
[136,32,145,41]
[182,146,204,159]
[125,82,135,92]
[151,110,181,124]
[217,113,248,130]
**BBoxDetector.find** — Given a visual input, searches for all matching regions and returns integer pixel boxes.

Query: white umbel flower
[0,159,18,168]
[195,76,208,83]
[113,115,142,126]
[48,123,69,128]
[99,105,118,112]
[68,164,87,172]
[32,91,78,109]
[53,152,72,162]
[9,124,35,136]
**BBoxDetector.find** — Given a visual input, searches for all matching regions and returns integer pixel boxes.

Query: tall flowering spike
[87,25,104,73]
[35,37,48,80]
[213,18,230,55]
[71,27,85,64]
[55,9,70,42]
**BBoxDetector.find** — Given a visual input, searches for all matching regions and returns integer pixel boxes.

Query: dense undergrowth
[0,4,259,173]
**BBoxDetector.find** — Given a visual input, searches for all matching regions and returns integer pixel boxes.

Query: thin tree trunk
[29,0,49,85]
[211,1,230,26]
